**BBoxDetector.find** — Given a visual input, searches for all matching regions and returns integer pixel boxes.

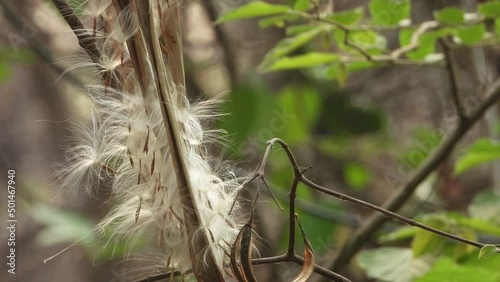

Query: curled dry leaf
[293,213,315,282]
[231,191,260,282]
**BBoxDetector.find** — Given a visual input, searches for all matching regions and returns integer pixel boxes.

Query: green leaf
[293,0,312,11]
[495,19,500,36]
[433,7,464,24]
[216,2,290,23]
[450,213,500,236]
[369,0,411,26]
[267,52,339,71]
[457,24,486,45]
[398,28,453,60]
[478,1,500,18]
[334,30,387,54]
[327,7,365,26]
[479,244,500,260]
[260,26,327,69]
[412,217,446,257]
[378,226,417,243]
[286,24,317,36]
[343,162,372,190]
[259,15,295,28]
[357,247,432,282]
[455,139,500,174]
[416,257,500,282]
[461,248,500,272]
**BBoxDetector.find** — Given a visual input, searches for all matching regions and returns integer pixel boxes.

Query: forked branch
[248,137,498,280]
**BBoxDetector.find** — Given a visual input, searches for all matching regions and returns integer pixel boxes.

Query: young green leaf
[294,0,312,11]
[327,7,365,26]
[454,139,500,174]
[266,52,339,71]
[260,26,328,69]
[478,244,499,260]
[259,15,295,28]
[286,24,318,36]
[457,24,486,45]
[369,0,411,26]
[411,217,446,257]
[496,19,500,36]
[216,2,290,24]
[416,257,500,282]
[434,7,464,24]
[478,1,500,18]
[378,226,417,243]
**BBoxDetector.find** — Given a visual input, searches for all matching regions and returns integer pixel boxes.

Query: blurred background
[1,0,500,281]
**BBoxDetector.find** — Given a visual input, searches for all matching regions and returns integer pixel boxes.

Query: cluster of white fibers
[56,0,246,277]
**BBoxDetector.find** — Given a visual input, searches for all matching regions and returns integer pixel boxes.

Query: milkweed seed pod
[55,0,247,280]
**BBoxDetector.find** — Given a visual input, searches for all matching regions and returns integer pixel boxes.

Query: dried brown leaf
[293,214,316,282]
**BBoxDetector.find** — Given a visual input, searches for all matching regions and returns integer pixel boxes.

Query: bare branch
[441,38,467,121]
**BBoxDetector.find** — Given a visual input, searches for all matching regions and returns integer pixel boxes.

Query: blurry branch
[328,75,500,272]
[442,38,467,121]
[202,1,238,87]
[0,1,83,87]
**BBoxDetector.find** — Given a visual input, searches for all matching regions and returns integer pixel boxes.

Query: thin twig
[252,253,351,282]
[267,139,490,249]
[441,38,467,121]
[390,21,439,59]
[328,76,500,272]
[301,177,484,248]
[262,183,360,226]
[240,139,350,281]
